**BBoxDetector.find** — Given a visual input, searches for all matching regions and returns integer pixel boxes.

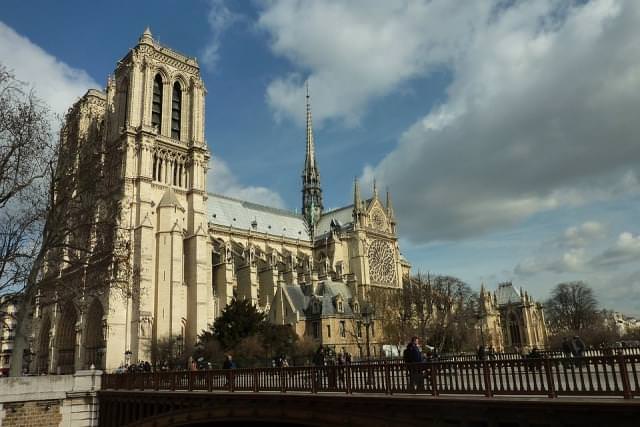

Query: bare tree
[545,281,599,334]
[2,64,132,375]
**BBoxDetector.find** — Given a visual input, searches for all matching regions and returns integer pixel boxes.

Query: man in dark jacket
[405,337,425,392]
[222,354,236,369]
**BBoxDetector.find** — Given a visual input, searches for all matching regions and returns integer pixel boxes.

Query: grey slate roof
[283,284,309,313]
[315,205,354,236]
[207,193,311,241]
[495,283,521,305]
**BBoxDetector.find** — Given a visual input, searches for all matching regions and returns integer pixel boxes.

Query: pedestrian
[572,336,586,368]
[572,336,586,358]
[404,336,425,392]
[336,352,346,385]
[223,354,236,369]
[313,346,326,367]
[312,347,326,388]
[477,345,486,361]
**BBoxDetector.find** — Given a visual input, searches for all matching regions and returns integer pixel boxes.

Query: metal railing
[102,354,639,399]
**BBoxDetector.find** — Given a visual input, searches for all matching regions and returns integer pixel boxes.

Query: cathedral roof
[315,205,354,236]
[207,193,311,241]
[495,283,521,306]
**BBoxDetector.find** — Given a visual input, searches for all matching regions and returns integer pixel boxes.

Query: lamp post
[361,304,374,361]
[476,301,485,348]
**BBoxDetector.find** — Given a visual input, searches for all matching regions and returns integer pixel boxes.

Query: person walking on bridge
[404,336,425,392]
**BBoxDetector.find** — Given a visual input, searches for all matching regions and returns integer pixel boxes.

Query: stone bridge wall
[0,370,101,427]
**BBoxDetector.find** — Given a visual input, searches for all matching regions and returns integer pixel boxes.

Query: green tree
[209,298,266,350]
[260,324,298,361]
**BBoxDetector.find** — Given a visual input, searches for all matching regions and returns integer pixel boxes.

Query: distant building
[1,295,20,375]
[610,311,639,336]
[479,282,548,352]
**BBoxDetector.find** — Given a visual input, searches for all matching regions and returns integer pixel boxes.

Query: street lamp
[361,303,374,360]
[476,301,485,348]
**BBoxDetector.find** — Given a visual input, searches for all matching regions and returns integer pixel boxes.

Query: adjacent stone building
[479,282,548,352]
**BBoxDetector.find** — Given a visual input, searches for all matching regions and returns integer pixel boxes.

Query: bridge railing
[102,354,639,399]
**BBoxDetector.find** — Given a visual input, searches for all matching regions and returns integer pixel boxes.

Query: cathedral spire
[302,81,323,232]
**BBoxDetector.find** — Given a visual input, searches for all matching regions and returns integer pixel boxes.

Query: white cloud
[364,0,640,242]
[0,21,98,117]
[562,221,606,249]
[515,221,605,276]
[590,232,640,267]
[201,0,239,70]
[258,1,640,242]
[258,1,489,125]
[207,157,285,208]
[515,226,639,277]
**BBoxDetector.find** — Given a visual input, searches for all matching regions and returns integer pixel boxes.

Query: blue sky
[2,0,639,315]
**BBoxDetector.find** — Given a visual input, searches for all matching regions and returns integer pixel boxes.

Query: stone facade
[26,30,548,371]
[479,282,548,352]
[0,296,19,376]
[0,370,100,427]
[27,29,410,372]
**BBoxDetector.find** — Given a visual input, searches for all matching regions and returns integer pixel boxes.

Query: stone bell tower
[104,28,213,366]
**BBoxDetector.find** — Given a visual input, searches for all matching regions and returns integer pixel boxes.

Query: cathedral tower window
[152,74,163,131]
[120,78,129,127]
[171,82,182,140]
[152,154,157,181]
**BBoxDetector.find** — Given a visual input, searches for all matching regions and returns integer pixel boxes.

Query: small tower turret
[353,177,363,228]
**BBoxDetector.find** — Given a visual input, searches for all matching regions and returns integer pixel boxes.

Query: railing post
[154,372,159,390]
[482,361,493,397]
[430,363,439,396]
[229,370,235,392]
[171,372,176,391]
[188,371,193,391]
[384,362,392,395]
[207,370,213,392]
[345,365,352,394]
[280,367,286,393]
[253,369,259,392]
[312,367,318,394]
[617,354,632,399]
[544,356,557,398]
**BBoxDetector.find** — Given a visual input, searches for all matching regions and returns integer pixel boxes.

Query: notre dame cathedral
[27,29,546,374]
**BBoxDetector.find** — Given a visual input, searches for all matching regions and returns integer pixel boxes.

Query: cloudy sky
[2,0,639,314]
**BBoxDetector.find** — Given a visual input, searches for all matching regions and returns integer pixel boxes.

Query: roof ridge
[208,192,302,218]
[321,204,354,216]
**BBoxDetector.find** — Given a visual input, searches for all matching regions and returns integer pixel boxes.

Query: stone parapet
[0,370,102,427]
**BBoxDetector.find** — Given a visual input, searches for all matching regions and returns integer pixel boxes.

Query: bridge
[99,354,640,427]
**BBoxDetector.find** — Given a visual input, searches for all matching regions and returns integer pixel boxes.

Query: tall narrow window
[152,74,163,131]
[152,154,157,180]
[121,78,129,127]
[173,161,178,185]
[171,82,181,140]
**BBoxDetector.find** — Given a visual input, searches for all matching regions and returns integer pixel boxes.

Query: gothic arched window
[152,74,163,131]
[171,82,182,140]
[120,78,129,128]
